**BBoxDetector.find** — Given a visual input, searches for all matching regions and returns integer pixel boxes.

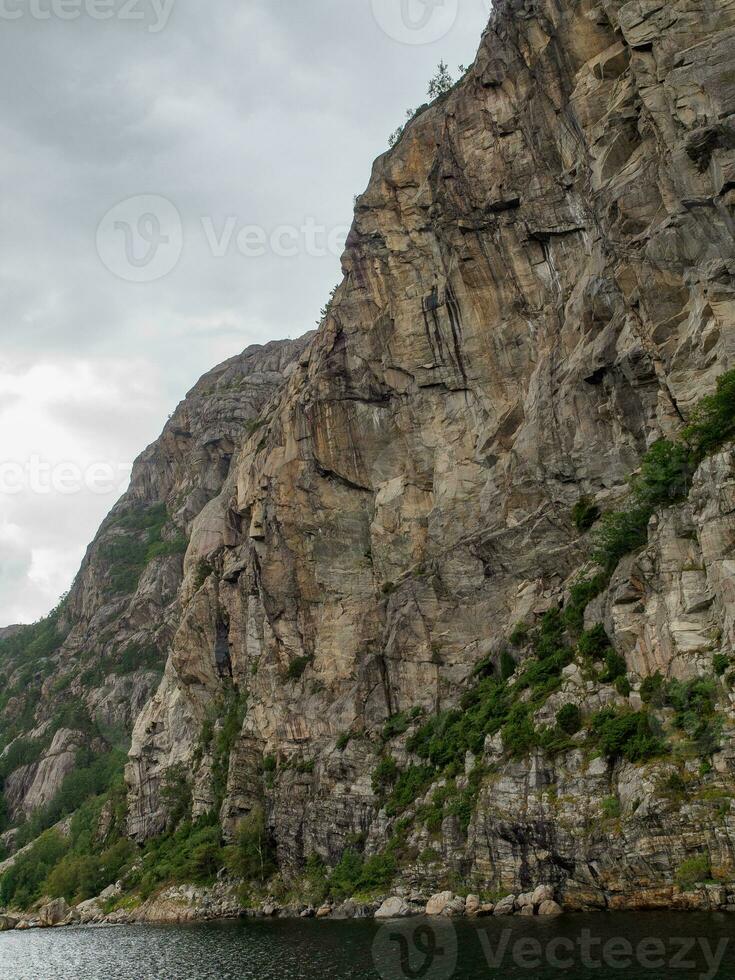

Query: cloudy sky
[0,0,492,625]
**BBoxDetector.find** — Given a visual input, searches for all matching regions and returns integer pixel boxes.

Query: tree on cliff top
[428,60,454,99]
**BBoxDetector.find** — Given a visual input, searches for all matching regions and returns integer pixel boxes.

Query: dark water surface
[0,913,732,979]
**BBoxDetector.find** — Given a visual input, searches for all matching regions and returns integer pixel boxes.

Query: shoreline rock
[2,877,735,932]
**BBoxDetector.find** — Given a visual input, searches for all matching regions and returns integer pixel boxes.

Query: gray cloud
[0,0,491,623]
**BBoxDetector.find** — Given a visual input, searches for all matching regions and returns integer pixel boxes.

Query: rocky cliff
[2,0,735,913]
[0,337,310,832]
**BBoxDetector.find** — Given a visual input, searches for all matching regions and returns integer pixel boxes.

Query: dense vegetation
[0,758,130,908]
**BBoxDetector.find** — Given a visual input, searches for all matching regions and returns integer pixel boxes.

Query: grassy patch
[676,855,712,891]
[601,796,621,819]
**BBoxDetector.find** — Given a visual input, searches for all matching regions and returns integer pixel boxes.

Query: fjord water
[0,913,732,979]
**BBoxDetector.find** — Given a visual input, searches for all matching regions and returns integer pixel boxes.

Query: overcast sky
[0,0,492,625]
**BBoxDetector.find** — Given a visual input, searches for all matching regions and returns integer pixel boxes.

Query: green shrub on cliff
[500,649,517,680]
[98,536,149,596]
[114,642,162,676]
[160,763,193,831]
[578,624,610,660]
[209,687,247,809]
[592,507,652,573]
[682,370,735,459]
[285,655,312,681]
[372,756,399,796]
[572,496,601,532]
[328,846,397,901]
[640,672,665,705]
[45,838,134,905]
[665,678,722,756]
[385,765,434,816]
[501,705,537,758]
[563,573,609,633]
[586,370,735,578]
[601,796,621,819]
[328,848,364,899]
[713,653,730,676]
[556,703,582,735]
[226,805,275,883]
[145,532,188,562]
[136,817,225,898]
[601,649,628,683]
[516,648,572,697]
[509,622,529,646]
[428,60,454,99]
[381,708,421,742]
[588,438,691,570]
[676,854,712,891]
[591,709,666,763]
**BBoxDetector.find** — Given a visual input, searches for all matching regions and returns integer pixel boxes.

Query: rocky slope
[0,337,310,832]
[2,0,735,914]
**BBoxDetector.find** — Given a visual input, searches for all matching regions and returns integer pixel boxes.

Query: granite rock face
[3,0,735,908]
[0,337,311,823]
[124,0,735,902]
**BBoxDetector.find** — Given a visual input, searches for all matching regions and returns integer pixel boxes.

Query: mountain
[1,0,735,919]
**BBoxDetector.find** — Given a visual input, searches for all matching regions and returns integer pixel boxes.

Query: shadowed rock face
[4,0,735,908]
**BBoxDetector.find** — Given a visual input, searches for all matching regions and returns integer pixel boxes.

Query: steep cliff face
[121,0,735,905]
[3,0,735,911]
